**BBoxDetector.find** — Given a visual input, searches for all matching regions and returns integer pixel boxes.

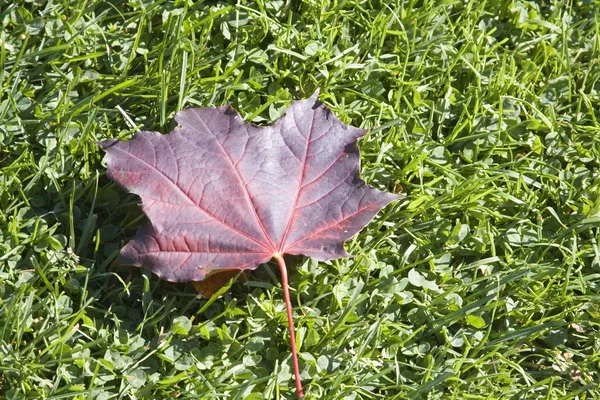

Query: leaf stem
[274,253,304,399]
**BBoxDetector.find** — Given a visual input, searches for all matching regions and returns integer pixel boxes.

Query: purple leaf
[99,90,398,398]
[99,91,397,281]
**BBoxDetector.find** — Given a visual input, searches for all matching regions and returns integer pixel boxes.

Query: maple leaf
[99,91,398,398]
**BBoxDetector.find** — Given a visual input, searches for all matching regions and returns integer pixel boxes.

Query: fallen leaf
[99,90,398,398]
[192,270,248,297]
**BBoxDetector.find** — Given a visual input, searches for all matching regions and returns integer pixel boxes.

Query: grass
[1,0,600,398]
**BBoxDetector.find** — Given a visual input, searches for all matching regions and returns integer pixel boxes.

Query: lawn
[1,0,600,399]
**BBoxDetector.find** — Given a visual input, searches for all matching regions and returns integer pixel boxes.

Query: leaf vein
[110,144,269,251]
[193,111,276,251]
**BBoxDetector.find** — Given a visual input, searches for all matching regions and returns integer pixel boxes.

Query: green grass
[1,0,600,398]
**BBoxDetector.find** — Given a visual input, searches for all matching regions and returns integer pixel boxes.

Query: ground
[1,0,600,399]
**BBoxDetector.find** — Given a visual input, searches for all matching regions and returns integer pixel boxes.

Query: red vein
[278,109,316,252]
[172,254,192,272]
[295,165,357,211]
[299,150,347,190]
[110,145,270,252]
[194,112,277,251]
[142,250,269,254]
[284,200,391,250]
